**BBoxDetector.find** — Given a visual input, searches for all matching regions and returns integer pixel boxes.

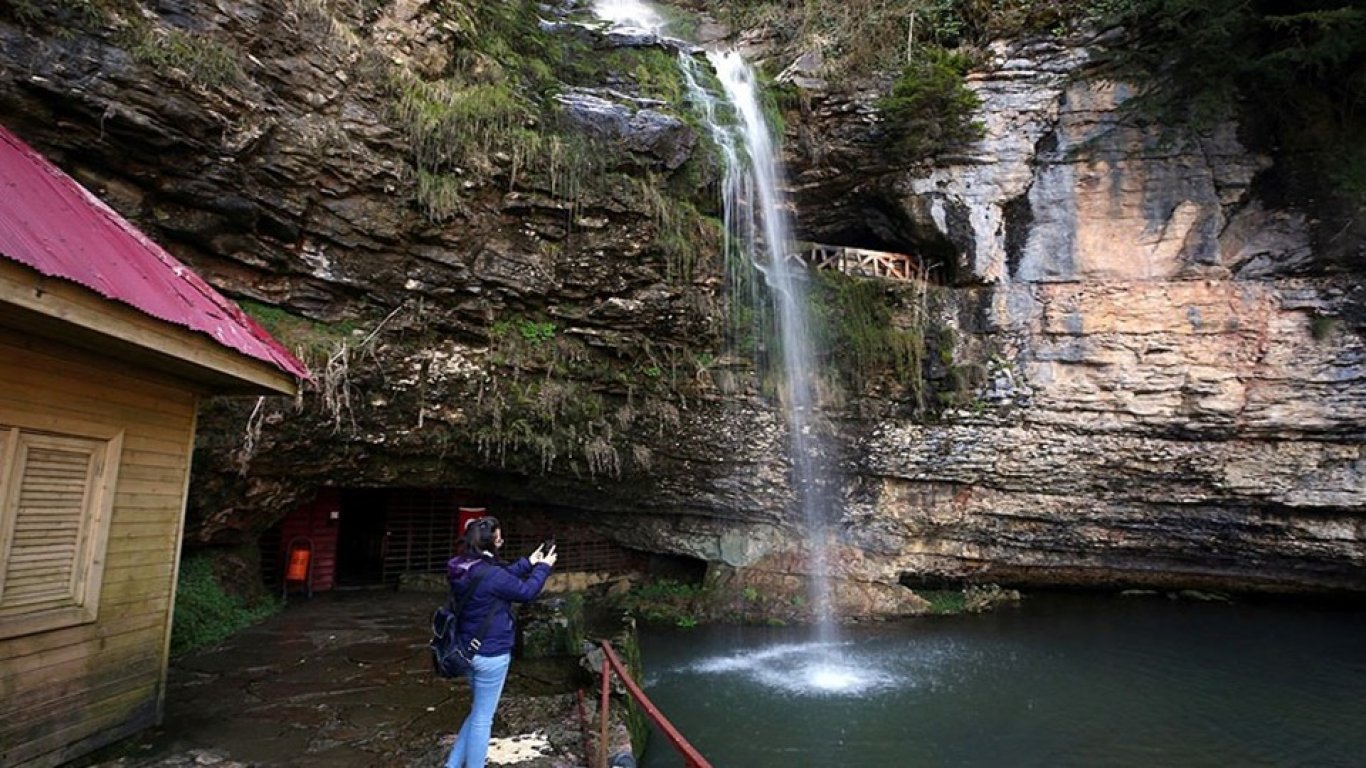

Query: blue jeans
[446,652,511,768]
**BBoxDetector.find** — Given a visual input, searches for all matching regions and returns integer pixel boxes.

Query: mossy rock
[521,593,586,658]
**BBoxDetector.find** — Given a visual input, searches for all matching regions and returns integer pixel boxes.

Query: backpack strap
[450,562,503,655]
[447,563,489,615]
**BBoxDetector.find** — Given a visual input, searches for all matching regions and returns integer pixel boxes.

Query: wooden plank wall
[0,335,196,768]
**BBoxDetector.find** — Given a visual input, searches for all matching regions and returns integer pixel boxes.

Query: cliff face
[791,35,1366,599]
[1,1,1361,614]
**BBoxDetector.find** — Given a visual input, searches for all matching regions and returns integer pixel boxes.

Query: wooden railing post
[794,242,922,283]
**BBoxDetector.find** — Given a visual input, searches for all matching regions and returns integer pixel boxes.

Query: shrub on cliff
[876,46,984,163]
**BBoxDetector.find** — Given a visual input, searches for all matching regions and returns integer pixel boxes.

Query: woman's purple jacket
[446,553,552,657]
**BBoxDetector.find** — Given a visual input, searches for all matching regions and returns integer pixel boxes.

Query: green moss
[1310,314,1338,341]
[391,70,607,215]
[919,589,968,615]
[755,68,789,139]
[471,322,654,477]
[413,170,466,222]
[919,584,1021,615]
[6,0,109,31]
[380,0,620,219]
[128,25,244,87]
[492,316,557,347]
[607,617,651,755]
[809,272,927,404]
[395,77,531,170]
[618,579,709,627]
[562,45,688,104]
[170,554,279,656]
[522,593,586,658]
[937,326,957,366]
[239,300,357,365]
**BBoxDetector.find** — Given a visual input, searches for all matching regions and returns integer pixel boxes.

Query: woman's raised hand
[530,544,557,567]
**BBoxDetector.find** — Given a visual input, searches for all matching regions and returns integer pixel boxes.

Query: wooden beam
[156,398,194,725]
[0,260,297,396]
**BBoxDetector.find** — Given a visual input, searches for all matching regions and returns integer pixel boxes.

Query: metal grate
[500,520,642,574]
[382,489,462,584]
[380,492,643,583]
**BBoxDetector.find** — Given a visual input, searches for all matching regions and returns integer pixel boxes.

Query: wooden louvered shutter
[0,426,119,636]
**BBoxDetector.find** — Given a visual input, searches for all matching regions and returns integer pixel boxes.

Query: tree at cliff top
[699,0,1079,79]
[1094,0,1366,219]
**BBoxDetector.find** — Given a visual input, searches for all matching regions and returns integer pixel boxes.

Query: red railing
[596,640,712,768]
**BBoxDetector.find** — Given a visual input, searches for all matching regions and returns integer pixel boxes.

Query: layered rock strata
[0,4,1360,616]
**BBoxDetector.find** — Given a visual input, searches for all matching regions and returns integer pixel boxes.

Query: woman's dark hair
[464,516,500,554]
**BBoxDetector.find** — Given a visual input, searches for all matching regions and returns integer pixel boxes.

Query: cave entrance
[265,487,651,593]
[803,191,962,285]
[335,488,389,587]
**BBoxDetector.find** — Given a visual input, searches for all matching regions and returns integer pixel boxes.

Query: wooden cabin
[0,125,307,767]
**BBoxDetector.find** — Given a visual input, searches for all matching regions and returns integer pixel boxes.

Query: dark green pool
[637,594,1366,767]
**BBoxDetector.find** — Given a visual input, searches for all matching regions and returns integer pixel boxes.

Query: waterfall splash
[590,0,666,32]
[592,1,862,693]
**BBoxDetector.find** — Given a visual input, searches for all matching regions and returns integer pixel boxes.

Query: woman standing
[445,516,557,768]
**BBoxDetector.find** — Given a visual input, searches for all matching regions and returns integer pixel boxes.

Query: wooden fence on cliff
[786,244,921,281]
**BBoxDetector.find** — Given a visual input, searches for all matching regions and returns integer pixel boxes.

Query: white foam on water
[691,642,813,673]
[804,663,871,693]
[684,642,901,697]
[591,0,667,32]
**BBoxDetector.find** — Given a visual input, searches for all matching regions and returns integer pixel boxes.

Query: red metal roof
[0,124,309,381]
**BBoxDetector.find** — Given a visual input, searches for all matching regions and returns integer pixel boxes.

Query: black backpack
[430,564,500,678]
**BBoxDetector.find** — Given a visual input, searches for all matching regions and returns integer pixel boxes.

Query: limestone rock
[0,4,1361,611]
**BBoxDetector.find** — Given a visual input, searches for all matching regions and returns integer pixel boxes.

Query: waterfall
[683,53,838,642]
[587,2,841,638]
[590,0,666,31]
[592,2,840,643]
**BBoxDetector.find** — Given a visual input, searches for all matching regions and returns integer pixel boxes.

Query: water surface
[638,595,1366,767]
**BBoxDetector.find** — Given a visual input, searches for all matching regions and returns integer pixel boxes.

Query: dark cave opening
[800,192,963,285]
[260,487,655,594]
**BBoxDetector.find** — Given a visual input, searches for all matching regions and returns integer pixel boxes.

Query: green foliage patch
[128,26,244,87]
[1090,0,1366,204]
[170,554,279,656]
[633,173,723,282]
[703,0,1084,81]
[470,306,720,478]
[919,584,1020,615]
[492,316,557,346]
[381,0,611,219]
[877,46,984,161]
[809,272,926,398]
[239,300,358,366]
[563,45,688,105]
[618,579,709,627]
[6,0,108,29]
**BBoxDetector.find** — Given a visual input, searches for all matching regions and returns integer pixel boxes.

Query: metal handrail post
[599,656,611,768]
[598,640,713,768]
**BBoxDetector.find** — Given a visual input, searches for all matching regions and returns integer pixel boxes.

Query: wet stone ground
[76,590,598,768]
